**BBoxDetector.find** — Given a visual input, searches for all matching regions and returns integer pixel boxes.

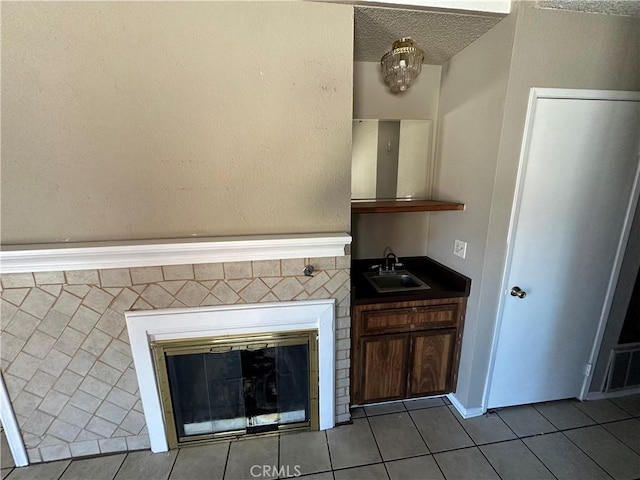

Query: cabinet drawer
[361,304,458,334]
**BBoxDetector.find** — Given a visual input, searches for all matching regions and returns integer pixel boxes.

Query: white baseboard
[447,393,484,418]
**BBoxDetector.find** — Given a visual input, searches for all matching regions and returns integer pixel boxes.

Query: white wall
[428,10,517,409]
[1,1,353,244]
[352,61,442,259]
[430,3,640,411]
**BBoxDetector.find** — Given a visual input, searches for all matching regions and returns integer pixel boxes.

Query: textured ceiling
[353,1,639,66]
[536,0,640,17]
[354,6,505,64]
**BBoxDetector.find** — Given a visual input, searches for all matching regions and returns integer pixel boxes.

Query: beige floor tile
[4,460,70,480]
[169,442,229,480]
[523,432,609,480]
[434,447,500,480]
[327,418,381,469]
[333,463,388,480]
[610,394,640,417]
[564,425,640,480]
[409,406,473,453]
[533,400,596,430]
[280,430,330,476]
[225,436,278,480]
[385,455,444,480]
[114,450,177,480]
[573,399,630,423]
[403,397,445,411]
[496,405,557,437]
[450,407,516,445]
[480,440,554,480]
[60,454,125,480]
[369,412,429,460]
[364,403,405,416]
[602,418,640,454]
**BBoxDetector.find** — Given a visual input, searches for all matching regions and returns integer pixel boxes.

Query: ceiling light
[381,38,425,94]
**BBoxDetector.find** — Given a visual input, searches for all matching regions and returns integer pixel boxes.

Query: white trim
[0,233,351,274]
[447,393,483,419]
[125,300,336,453]
[585,387,640,401]
[0,374,28,467]
[483,88,640,412]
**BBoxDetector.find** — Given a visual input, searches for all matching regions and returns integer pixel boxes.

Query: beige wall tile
[252,260,281,277]
[34,271,65,285]
[1,273,35,288]
[309,257,336,270]
[129,267,162,285]
[82,288,114,314]
[99,269,132,288]
[194,263,224,280]
[7,352,41,381]
[210,282,240,304]
[38,349,72,377]
[162,264,194,281]
[20,288,56,319]
[223,262,252,279]
[272,278,304,301]
[23,331,56,359]
[140,285,174,308]
[239,279,270,303]
[70,439,100,457]
[1,332,26,363]
[65,271,99,285]
[175,281,209,306]
[281,258,305,276]
[5,310,39,340]
[52,292,82,317]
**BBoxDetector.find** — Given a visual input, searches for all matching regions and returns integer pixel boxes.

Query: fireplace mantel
[0,233,351,273]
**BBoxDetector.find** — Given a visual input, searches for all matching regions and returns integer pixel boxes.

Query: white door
[488,91,640,409]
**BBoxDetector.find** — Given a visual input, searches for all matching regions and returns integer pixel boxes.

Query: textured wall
[0,256,351,463]
[1,2,353,244]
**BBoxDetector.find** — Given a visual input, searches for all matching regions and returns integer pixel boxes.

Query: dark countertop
[352,256,471,305]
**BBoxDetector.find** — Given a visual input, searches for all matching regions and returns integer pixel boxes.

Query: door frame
[483,88,640,411]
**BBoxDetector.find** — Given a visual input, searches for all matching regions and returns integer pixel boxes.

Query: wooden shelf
[351,198,465,214]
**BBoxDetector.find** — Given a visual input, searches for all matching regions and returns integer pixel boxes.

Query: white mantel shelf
[0,233,352,274]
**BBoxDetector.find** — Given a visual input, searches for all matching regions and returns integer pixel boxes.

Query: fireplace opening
[151,331,319,448]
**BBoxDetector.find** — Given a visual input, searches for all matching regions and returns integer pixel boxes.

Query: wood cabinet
[352,298,466,405]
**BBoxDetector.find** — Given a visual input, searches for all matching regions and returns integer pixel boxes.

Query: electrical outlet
[453,239,467,259]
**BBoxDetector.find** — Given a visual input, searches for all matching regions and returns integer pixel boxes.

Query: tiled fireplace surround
[0,235,351,465]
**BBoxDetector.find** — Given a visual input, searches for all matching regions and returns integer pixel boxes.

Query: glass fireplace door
[152,331,318,447]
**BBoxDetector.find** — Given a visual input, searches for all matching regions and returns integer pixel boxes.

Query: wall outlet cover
[454,239,467,259]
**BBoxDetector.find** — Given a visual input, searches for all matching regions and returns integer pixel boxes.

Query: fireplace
[125,299,335,452]
[151,330,319,447]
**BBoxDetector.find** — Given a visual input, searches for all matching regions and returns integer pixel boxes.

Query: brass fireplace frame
[151,330,319,448]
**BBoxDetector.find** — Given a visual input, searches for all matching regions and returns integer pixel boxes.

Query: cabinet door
[360,334,409,403]
[409,330,455,397]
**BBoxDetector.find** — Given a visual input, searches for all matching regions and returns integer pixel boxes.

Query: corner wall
[352,62,441,259]
[427,10,517,409]
[430,3,640,411]
[1,2,353,244]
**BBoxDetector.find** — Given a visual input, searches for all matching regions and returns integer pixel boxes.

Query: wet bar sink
[364,270,431,293]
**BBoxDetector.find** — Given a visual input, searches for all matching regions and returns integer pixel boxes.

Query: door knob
[510,286,526,299]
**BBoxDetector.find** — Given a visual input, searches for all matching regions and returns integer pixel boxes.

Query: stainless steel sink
[364,270,431,293]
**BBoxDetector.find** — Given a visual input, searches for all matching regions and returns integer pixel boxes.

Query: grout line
[221,440,231,480]
[364,412,391,479]
[110,451,128,480]
[165,447,179,480]
[558,430,615,480]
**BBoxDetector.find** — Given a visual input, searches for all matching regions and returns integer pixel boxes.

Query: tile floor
[2,395,640,480]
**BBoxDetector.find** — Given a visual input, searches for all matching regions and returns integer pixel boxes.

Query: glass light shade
[381,38,425,94]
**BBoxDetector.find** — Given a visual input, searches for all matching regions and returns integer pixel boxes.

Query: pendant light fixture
[381,38,425,94]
